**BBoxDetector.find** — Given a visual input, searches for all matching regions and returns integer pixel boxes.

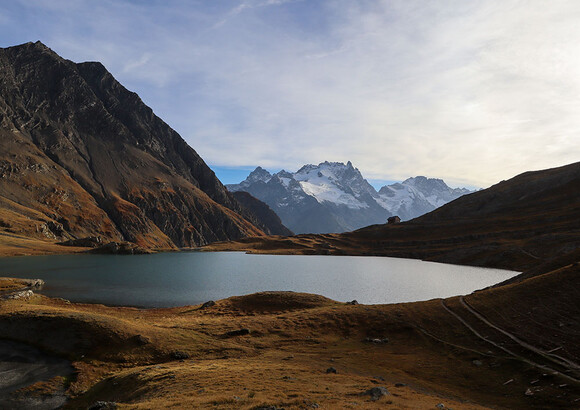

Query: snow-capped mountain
[377,176,473,221]
[227,162,473,234]
[293,162,379,209]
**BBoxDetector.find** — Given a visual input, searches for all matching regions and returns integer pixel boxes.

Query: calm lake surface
[0,252,518,308]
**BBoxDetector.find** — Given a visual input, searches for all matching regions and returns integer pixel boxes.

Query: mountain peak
[296,161,356,175]
[403,176,448,191]
[228,161,474,233]
[248,166,272,181]
[401,176,472,196]
[6,41,58,57]
[0,42,266,248]
[226,166,272,192]
[17,41,49,49]
[230,161,386,233]
[32,40,49,49]
[376,177,474,220]
[296,163,316,174]
[277,170,294,179]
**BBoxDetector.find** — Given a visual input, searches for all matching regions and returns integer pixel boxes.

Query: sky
[1,0,579,189]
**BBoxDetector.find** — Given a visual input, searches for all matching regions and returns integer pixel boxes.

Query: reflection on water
[0,252,517,308]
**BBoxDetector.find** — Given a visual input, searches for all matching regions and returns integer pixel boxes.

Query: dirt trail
[441,299,580,385]
[459,296,580,372]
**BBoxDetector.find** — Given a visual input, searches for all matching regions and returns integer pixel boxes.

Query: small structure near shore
[387,216,401,224]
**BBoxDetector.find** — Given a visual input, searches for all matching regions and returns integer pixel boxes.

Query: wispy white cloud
[214,0,301,28]
[2,0,579,187]
[122,52,153,73]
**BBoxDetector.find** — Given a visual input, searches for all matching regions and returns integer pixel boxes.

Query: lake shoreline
[0,252,518,308]
[0,236,578,408]
[0,266,578,409]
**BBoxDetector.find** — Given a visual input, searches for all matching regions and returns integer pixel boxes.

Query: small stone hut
[387,216,401,224]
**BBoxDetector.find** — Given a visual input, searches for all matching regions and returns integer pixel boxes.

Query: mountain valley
[0,41,578,409]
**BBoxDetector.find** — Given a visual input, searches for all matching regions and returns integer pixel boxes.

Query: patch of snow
[298,180,369,209]
[279,177,292,188]
[292,162,370,209]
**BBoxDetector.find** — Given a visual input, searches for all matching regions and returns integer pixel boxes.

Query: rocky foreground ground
[0,263,579,409]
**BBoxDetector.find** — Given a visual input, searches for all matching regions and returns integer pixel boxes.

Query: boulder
[225,328,251,337]
[171,351,190,360]
[88,402,118,410]
[200,300,216,309]
[133,335,150,346]
[25,279,44,288]
[363,337,389,344]
[5,290,34,300]
[58,236,103,248]
[362,386,389,401]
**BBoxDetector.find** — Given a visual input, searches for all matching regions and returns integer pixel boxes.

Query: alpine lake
[0,252,518,308]
[0,252,517,308]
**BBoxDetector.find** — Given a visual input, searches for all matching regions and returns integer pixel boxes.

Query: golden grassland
[0,232,90,257]
[1,262,579,409]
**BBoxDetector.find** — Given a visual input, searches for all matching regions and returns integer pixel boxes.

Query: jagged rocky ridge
[227,161,472,234]
[0,41,280,248]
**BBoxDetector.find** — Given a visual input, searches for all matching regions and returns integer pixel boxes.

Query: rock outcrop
[0,42,266,248]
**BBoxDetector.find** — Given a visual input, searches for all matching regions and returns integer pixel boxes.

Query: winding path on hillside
[440,298,580,385]
[459,296,580,371]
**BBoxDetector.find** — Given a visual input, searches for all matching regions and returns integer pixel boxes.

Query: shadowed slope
[231,191,293,236]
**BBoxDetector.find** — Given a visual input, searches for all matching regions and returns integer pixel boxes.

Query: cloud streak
[1,0,579,187]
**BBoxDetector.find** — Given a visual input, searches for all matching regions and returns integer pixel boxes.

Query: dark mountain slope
[0,42,264,248]
[231,191,293,236]
[208,161,580,273]
[354,161,580,270]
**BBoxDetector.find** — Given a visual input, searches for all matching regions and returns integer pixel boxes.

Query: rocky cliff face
[0,42,265,248]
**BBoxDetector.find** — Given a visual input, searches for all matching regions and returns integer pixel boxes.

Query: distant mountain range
[0,42,285,249]
[216,161,580,274]
[227,161,473,234]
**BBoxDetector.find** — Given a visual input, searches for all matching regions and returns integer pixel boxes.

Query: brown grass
[1,267,578,409]
[0,232,89,257]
